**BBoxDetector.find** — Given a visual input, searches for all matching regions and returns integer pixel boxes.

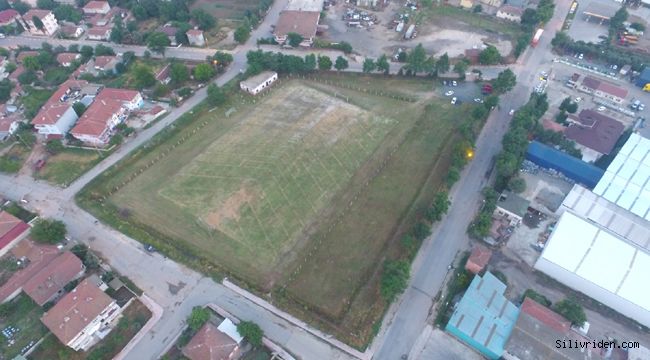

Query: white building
[496,5,524,22]
[31,80,88,137]
[20,9,59,36]
[41,278,122,351]
[534,211,650,328]
[240,71,278,95]
[82,0,111,15]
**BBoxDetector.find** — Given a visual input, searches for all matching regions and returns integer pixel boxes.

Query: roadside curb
[113,294,164,360]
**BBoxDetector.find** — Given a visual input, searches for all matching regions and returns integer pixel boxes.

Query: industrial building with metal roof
[525,141,605,188]
[534,211,650,328]
[592,133,650,221]
[445,272,520,359]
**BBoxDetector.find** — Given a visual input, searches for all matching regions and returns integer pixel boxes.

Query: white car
[509,109,515,116]
[451,81,458,86]
[597,106,606,112]
[451,97,457,105]
[473,98,483,103]
[575,97,582,103]
[578,53,584,60]
[445,90,454,96]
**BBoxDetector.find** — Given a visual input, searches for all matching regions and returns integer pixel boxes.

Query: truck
[531,29,544,47]
[404,24,415,39]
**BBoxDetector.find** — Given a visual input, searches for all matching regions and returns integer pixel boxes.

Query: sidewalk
[222,279,370,360]
[113,294,164,360]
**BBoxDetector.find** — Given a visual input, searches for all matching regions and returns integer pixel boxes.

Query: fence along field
[111,83,397,284]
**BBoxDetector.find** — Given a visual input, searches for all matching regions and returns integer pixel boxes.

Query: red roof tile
[87,26,111,37]
[182,323,240,360]
[564,109,624,154]
[93,55,116,69]
[521,297,571,334]
[32,79,88,125]
[56,53,80,65]
[83,0,109,11]
[0,9,19,25]
[275,10,320,39]
[465,244,492,274]
[0,211,29,252]
[23,252,84,305]
[70,88,139,139]
[41,278,115,345]
[23,9,52,20]
[0,240,60,302]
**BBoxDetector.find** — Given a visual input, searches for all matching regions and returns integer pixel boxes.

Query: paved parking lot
[566,0,615,43]
[409,326,484,360]
[438,81,482,105]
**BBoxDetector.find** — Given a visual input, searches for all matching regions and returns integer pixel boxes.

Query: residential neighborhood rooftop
[23,251,84,305]
[182,321,242,360]
[564,109,624,155]
[0,211,29,251]
[275,10,320,39]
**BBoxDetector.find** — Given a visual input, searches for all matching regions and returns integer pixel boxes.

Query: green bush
[522,289,552,307]
[380,260,410,302]
[237,321,264,347]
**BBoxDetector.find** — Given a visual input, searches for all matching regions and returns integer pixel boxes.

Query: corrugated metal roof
[593,133,650,220]
[526,141,604,188]
[446,272,519,358]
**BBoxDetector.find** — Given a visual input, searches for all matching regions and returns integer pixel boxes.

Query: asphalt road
[371,0,574,358]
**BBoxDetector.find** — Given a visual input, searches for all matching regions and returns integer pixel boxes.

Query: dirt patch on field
[416,26,512,58]
[203,185,256,230]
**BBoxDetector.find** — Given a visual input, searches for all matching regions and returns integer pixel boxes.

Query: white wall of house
[240,73,278,95]
[34,107,78,136]
[496,11,521,22]
[67,301,121,351]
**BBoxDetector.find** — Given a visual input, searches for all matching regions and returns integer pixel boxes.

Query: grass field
[0,294,48,359]
[36,148,102,186]
[79,74,467,347]
[191,0,261,20]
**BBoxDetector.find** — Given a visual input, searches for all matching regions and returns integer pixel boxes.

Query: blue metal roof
[446,272,520,359]
[526,141,605,189]
[636,68,650,87]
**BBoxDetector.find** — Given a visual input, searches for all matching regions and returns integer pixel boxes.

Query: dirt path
[18,142,44,177]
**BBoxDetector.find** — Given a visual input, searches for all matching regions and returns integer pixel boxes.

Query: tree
[169,62,189,86]
[484,94,500,109]
[187,306,210,331]
[94,44,114,56]
[434,52,449,75]
[536,0,555,23]
[12,1,30,14]
[18,70,37,85]
[191,8,216,30]
[376,54,389,74]
[22,56,40,71]
[132,64,156,89]
[53,4,81,23]
[404,44,431,74]
[334,56,348,71]
[31,219,66,244]
[380,260,410,302]
[110,17,125,43]
[318,55,332,71]
[493,69,517,93]
[554,298,587,326]
[32,15,44,31]
[426,191,450,222]
[0,79,11,103]
[609,7,628,36]
[193,63,215,82]
[551,31,571,48]
[212,51,233,66]
[80,45,94,59]
[45,139,64,154]
[304,54,316,71]
[479,45,501,65]
[630,22,645,32]
[234,24,250,44]
[362,58,376,73]
[147,32,171,55]
[508,177,526,193]
[237,321,264,347]
[207,83,226,106]
[4,62,15,73]
[287,32,303,47]
[520,8,540,28]
[453,59,469,77]
[72,102,86,116]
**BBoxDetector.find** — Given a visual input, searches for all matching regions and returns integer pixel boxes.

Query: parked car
[451,81,458,86]
[578,53,584,60]
[509,109,515,116]
[473,98,483,103]
[445,90,454,96]
[575,97,582,102]
[451,97,457,105]
[597,106,606,111]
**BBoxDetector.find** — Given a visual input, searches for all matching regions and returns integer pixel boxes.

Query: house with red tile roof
[16,51,38,64]
[83,0,110,15]
[465,244,492,274]
[70,88,142,146]
[0,211,30,257]
[564,109,624,162]
[496,5,523,22]
[86,26,112,41]
[182,320,243,360]
[0,240,60,304]
[32,79,88,137]
[18,9,59,36]
[23,251,85,306]
[504,298,603,360]
[59,25,84,39]
[274,10,320,46]
[41,278,122,351]
[186,29,205,47]
[577,76,628,104]
[56,52,81,67]
[0,109,20,141]
[0,9,20,27]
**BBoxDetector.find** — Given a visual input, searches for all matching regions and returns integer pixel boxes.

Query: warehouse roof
[446,272,519,358]
[539,211,650,317]
[560,184,650,251]
[526,141,604,188]
[496,191,529,218]
[593,133,650,220]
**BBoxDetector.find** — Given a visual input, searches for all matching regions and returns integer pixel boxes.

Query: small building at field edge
[240,71,278,95]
